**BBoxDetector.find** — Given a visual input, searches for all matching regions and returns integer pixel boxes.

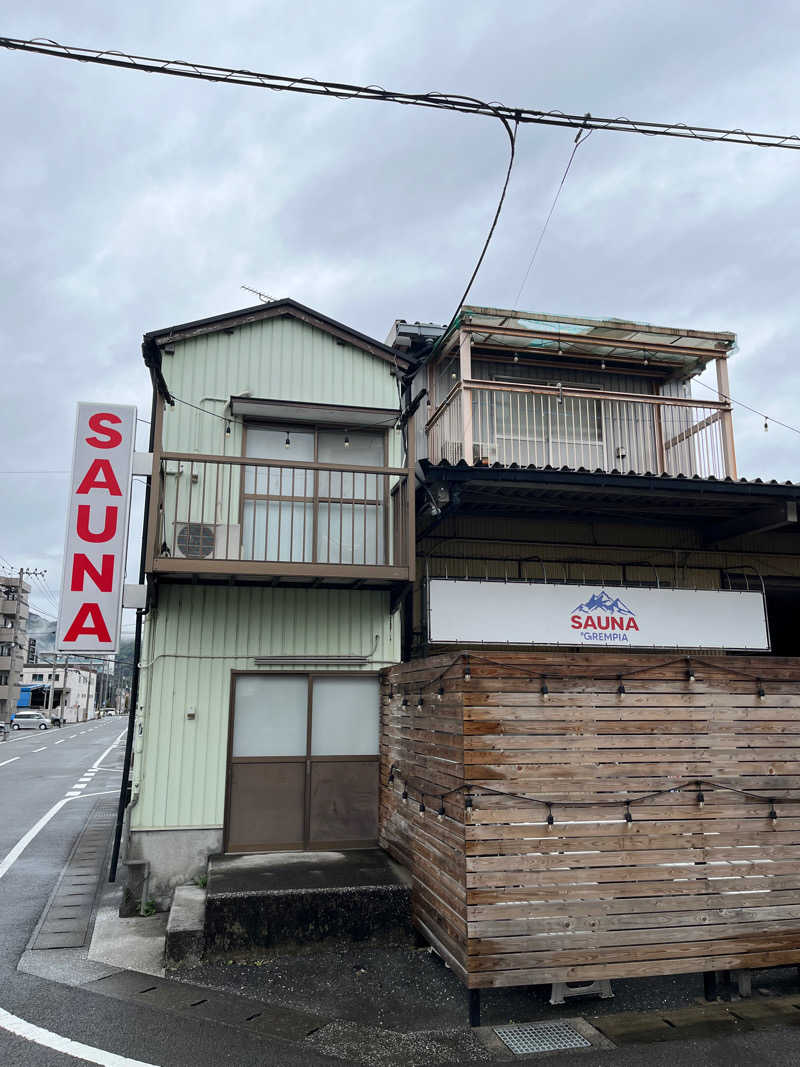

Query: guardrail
[150,452,414,577]
[426,380,733,478]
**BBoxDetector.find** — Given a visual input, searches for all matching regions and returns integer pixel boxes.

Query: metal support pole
[109,386,156,883]
[468,989,481,1028]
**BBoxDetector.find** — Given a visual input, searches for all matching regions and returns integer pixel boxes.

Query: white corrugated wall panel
[160,317,400,455]
[132,585,398,830]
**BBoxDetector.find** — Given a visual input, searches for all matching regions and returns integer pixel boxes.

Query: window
[32,673,43,681]
[0,672,8,686]
[0,644,10,657]
[241,424,387,566]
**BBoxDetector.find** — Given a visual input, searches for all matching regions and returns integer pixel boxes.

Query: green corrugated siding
[132,585,398,830]
[160,316,400,456]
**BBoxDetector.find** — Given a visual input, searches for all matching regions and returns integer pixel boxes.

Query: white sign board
[56,403,137,653]
[428,580,770,651]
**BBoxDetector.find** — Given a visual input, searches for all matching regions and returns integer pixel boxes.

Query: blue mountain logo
[573,590,635,616]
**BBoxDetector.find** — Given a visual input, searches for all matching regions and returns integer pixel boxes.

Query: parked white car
[12,712,50,731]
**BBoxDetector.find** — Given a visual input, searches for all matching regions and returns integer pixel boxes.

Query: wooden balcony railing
[147,452,415,583]
[426,380,735,479]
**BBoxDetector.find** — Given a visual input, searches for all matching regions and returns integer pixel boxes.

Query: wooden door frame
[223,669,380,854]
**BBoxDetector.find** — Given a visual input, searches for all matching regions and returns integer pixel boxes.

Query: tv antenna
[241,285,275,303]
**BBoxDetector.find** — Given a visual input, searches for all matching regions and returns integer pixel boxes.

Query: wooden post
[715,356,738,479]
[459,329,473,464]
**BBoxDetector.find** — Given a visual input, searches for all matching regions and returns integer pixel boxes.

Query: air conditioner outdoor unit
[171,522,241,560]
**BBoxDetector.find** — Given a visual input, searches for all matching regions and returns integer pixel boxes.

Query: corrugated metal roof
[439,305,736,376]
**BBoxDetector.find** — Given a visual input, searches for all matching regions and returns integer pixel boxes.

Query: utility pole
[11,568,46,714]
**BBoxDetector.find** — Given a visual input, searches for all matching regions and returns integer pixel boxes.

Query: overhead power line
[514,125,591,306]
[1,36,800,151]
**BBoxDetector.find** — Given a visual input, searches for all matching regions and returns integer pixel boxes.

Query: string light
[769,800,778,823]
[225,423,232,436]
[687,658,696,684]
[388,765,395,784]
[401,787,408,803]
[624,801,633,824]
[417,693,424,709]
[418,799,426,814]
[545,803,554,831]
[540,676,549,699]
[617,676,626,695]
[464,656,471,682]
[764,418,769,432]
[757,679,766,700]
[465,794,473,817]
[344,429,350,449]
[284,431,291,448]
[437,800,445,821]
[696,782,705,808]
[437,685,444,701]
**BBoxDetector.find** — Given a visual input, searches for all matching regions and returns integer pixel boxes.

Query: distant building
[21,663,97,723]
[0,576,30,723]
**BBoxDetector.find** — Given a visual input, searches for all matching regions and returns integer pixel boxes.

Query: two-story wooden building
[381,306,800,1013]
[128,298,800,1013]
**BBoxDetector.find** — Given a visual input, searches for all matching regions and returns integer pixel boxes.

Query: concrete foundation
[126,828,222,908]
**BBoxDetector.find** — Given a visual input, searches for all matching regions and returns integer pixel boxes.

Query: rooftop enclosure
[380,651,800,990]
[142,301,415,589]
[422,307,737,479]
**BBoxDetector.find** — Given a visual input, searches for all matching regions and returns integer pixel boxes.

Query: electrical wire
[2,37,799,150]
[435,116,519,355]
[513,126,591,306]
[693,377,800,437]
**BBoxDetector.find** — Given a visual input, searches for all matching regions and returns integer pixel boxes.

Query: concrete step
[204,849,413,956]
[165,884,206,969]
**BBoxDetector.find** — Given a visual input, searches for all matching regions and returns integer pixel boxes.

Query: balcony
[147,452,414,588]
[426,380,735,479]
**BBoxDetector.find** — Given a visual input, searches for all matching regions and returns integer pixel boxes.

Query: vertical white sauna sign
[56,403,137,653]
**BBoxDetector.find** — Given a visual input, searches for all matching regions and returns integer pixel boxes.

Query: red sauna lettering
[70,553,115,593]
[86,412,123,449]
[76,458,123,496]
[62,602,112,644]
[570,614,639,631]
[76,504,118,543]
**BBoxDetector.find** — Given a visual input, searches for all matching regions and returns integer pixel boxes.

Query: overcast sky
[2,1,799,623]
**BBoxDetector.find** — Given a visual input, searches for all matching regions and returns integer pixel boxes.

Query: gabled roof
[143,298,408,403]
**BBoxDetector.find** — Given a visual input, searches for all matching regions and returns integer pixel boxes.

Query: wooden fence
[379,651,800,989]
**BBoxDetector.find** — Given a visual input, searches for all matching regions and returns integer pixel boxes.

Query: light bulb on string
[545,803,554,831]
[344,429,350,449]
[624,802,633,825]
[769,800,778,824]
[696,782,705,808]
[764,418,769,432]
[285,432,291,449]
[437,800,445,821]
[617,676,626,695]
[757,680,766,700]
[225,422,232,436]
[540,677,549,699]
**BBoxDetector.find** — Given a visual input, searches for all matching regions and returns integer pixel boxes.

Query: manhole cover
[494,1021,591,1054]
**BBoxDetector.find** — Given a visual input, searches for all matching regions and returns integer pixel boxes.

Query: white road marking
[54,739,65,745]
[69,734,77,738]
[0,798,70,882]
[0,757,20,767]
[0,732,126,883]
[0,1005,160,1066]
[33,747,47,753]
[69,790,119,800]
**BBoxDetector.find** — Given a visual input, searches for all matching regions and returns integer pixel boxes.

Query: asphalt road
[0,719,798,1065]
[0,718,339,1066]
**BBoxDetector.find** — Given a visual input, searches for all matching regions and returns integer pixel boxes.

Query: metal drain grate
[494,1021,591,1054]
